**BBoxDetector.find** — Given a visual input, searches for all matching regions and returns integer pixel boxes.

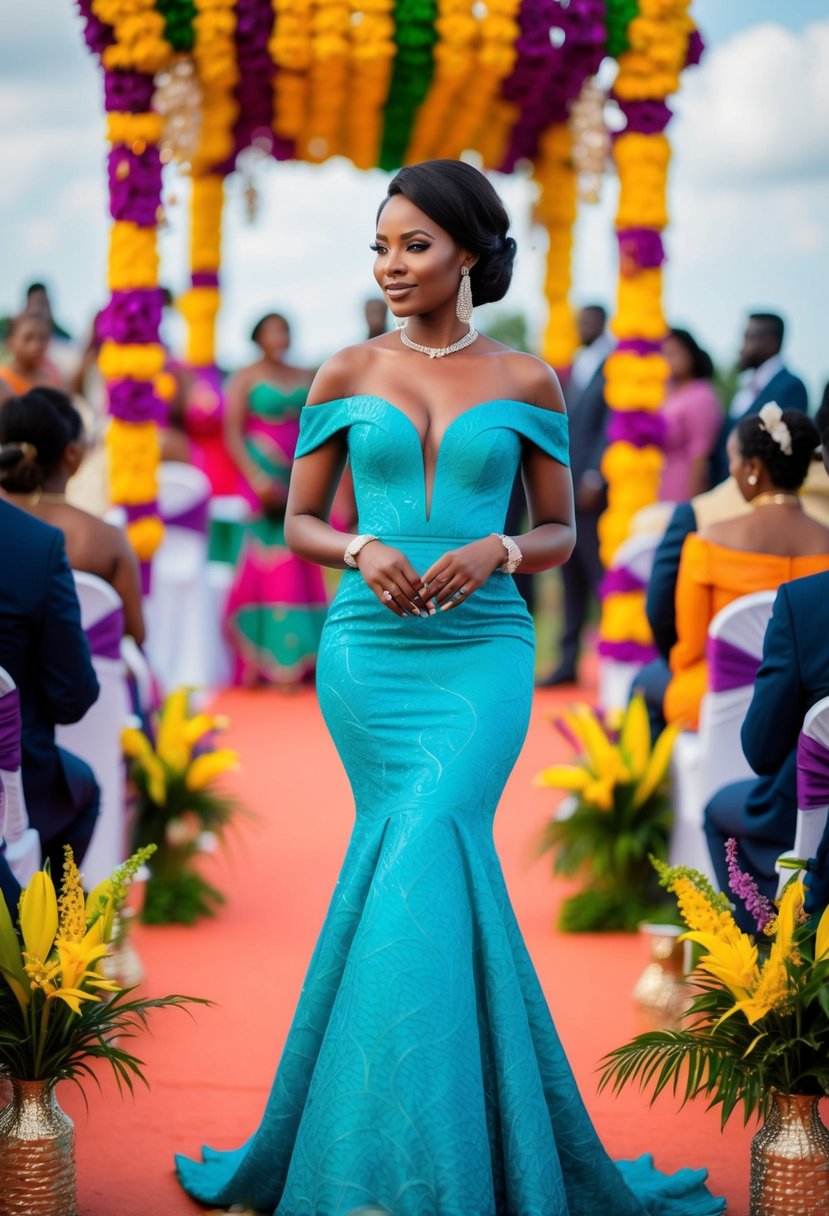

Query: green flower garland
[156,0,196,52]
[605,0,639,59]
[379,0,438,170]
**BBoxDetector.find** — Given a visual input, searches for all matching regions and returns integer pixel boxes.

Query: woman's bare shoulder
[492,349,565,414]
[305,339,392,407]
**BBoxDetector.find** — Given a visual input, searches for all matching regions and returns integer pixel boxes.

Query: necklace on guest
[399,325,478,359]
[750,491,800,509]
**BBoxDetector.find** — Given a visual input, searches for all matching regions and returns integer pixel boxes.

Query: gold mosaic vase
[0,1077,76,1215]
[750,1091,829,1216]
[632,922,689,1031]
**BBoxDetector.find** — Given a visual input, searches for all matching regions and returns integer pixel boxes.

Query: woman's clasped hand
[355,533,506,615]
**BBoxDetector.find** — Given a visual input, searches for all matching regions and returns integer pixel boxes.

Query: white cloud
[673,18,829,186]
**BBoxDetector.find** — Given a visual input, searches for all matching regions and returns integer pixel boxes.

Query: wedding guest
[23,282,73,340]
[364,297,388,339]
[0,496,100,886]
[665,407,829,734]
[0,313,63,401]
[538,304,612,686]
[658,328,722,502]
[709,312,808,485]
[0,388,145,644]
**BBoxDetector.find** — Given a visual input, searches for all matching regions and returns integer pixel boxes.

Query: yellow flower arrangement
[178,286,221,366]
[0,845,204,1085]
[535,693,680,931]
[600,860,829,1126]
[534,123,579,371]
[98,340,167,381]
[123,688,242,923]
[346,0,396,167]
[270,0,313,139]
[96,0,172,74]
[107,222,160,292]
[105,418,160,504]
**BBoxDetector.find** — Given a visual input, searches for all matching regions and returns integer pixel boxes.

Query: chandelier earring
[456,266,474,324]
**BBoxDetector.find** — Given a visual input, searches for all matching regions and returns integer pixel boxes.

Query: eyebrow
[374,229,435,241]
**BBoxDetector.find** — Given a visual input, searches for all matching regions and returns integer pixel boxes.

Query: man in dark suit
[703,568,829,925]
[709,312,808,485]
[0,499,100,909]
[538,304,611,686]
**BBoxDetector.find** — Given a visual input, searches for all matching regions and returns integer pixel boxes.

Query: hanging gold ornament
[153,54,203,165]
[570,77,611,205]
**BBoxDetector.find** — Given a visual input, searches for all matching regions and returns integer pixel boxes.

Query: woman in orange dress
[0,314,63,401]
[665,405,829,730]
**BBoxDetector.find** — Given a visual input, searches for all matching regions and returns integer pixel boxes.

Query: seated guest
[658,328,723,503]
[705,561,829,923]
[0,387,145,644]
[665,407,829,732]
[0,496,100,896]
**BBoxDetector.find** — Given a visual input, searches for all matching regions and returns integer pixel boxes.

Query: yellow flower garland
[270,0,314,140]
[534,123,579,371]
[95,0,172,73]
[346,0,396,168]
[303,0,353,160]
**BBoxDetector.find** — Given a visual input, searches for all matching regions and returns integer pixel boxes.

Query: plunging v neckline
[348,395,537,524]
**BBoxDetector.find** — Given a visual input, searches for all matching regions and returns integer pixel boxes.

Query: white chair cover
[669,590,777,884]
[777,696,829,894]
[144,462,216,692]
[598,532,663,713]
[57,572,131,887]
[0,666,41,885]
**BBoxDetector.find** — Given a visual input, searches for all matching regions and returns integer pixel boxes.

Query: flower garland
[269,0,313,141]
[178,173,223,366]
[346,0,396,168]
[404,0,477,163]
[533,123,578,373]
[91,0,174,569]
[191,0,239,173]
[303,0,353,160]
[598,0,700,665]
[378,0,439,170]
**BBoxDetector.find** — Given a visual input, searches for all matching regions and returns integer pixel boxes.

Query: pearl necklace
[750,491,800,509]
[399,325,479,359]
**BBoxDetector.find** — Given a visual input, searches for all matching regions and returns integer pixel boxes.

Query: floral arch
[75,0,702,661]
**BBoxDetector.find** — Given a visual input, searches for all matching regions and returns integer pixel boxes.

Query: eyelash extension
[369,243,385,253]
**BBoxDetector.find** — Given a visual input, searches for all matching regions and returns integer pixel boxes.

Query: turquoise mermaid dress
[176,396,724,1216]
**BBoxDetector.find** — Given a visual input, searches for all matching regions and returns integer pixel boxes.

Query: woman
[0,387,145,644]
[658,327,722,502]
[665,405,829,731]
[222,313,327,686]
[0,313,63,401]
[177,161,722,1215]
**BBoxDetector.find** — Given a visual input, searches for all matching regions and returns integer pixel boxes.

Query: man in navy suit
[538,304,612,685]
[0,498,100,911]
[710,312,808,485]
[705,565,829,924]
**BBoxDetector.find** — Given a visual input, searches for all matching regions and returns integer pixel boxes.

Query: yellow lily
[156,687,191,771]
[583,777,616,811]
[0,891,30,1012]
[570,704,615,772]
[620,692,650,780]
[682,929,760,1001]
[85,878,117,942]
[186,748,239,791]
[771,879,804,957]
[816,903,829,965]
[183,713,218,747]
[143,754,168,806]
[121,726,153,762]
[729,944,791,1025]
[633,720,681,808]
[19,871,59,965]
[534,765,592,792]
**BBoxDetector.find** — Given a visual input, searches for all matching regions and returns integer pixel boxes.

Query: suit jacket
[710,367,809,485]
[741,571,829,875]
[565,363,608,508]
[0,500,99,839]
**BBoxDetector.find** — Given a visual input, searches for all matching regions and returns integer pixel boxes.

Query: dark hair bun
[383,160,516,306]
[736,407,818,491]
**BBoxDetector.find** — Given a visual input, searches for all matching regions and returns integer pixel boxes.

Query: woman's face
[662,335,693,383]
[372,195,472,320]
[255,316,290,361]
[10,317,50,370]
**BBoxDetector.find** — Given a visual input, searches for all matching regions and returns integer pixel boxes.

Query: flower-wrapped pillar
[94,0,174,581]
[598,0,700,667]
[533,123,579,376]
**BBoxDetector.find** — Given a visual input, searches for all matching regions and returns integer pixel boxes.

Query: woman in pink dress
[222,314,327,686]
[658,328,723,502]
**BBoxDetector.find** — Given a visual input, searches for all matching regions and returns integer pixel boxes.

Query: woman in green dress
[223,313,327,686]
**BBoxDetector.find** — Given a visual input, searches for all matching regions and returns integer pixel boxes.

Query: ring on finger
[382,590,393,602]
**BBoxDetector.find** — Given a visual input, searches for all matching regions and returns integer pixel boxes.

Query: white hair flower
[758,402,792,456]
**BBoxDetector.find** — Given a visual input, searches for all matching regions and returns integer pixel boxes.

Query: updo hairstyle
[381,160,516,306]
[0,387,83,495]
[736,408,818,492]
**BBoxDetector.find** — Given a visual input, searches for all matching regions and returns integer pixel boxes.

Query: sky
[1,0,828,401]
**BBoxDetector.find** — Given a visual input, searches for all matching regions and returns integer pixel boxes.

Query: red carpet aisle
[63,682,761,1215]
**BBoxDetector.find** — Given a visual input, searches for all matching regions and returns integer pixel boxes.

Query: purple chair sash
[0,687,22,771]
[162,497,209,535]
[86,607,125,660]
[797,732,829,810]
[706,636,761,693]
[599,567,646,598]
